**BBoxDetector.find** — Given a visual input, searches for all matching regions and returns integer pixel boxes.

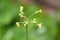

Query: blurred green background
[0,0,60,40]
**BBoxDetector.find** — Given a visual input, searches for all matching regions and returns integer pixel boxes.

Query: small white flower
[31,18,37,23]
[20,6,24,12]
[20,15,24,18]
[39,9,42,13]
[35,9,42,13]
[24,21,29,27]
[16,22,20,27]
[37,23,42,28]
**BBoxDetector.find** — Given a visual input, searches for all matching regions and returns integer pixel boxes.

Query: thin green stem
[26,25,28,40]
[27,13,36,19]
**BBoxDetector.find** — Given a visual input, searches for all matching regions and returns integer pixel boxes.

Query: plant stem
[26,25,28,40]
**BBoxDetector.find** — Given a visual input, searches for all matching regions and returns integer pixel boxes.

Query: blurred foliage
[0,0,60,40]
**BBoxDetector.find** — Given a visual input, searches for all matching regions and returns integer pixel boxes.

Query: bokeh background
[0,0,60,40]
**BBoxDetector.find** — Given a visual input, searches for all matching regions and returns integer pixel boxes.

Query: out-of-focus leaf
[0,0,19,25]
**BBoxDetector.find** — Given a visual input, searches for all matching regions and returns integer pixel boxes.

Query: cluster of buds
[16,6,43,29]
